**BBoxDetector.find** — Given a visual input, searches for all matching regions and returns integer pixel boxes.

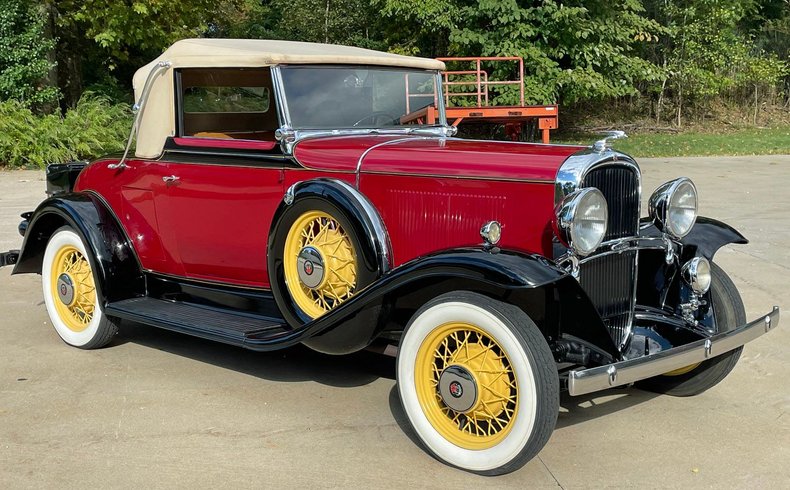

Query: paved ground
[0,155,788,489]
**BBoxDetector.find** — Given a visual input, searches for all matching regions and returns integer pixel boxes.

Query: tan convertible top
[132,39,445,158]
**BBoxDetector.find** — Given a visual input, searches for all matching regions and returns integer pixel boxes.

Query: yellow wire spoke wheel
[283,210,358,319]
[414,322,519,450]
[50,244,96,333]
[398,293,558,474]
[663,362,701,376]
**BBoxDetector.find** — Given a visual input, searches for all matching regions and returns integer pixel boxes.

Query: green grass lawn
[552,126,790,158]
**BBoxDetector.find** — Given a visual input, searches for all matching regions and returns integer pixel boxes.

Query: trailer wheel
[397,291,558,475]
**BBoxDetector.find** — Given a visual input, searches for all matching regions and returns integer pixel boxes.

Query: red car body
[77,137,582,288]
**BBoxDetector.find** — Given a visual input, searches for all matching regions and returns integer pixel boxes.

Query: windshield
[280,66,443,129]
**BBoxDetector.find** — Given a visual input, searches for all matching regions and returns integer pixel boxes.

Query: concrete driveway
[1,155,788,488]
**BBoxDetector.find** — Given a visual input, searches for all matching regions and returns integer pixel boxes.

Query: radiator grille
[579,251,636,348]
[579,164,640,349]
[583,166,639,241]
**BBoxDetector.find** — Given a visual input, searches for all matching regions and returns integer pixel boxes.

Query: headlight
[555,188,608,256]
[648,178,698,238]
[681,257,711,294]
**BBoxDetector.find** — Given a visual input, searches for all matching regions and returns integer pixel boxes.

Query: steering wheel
[352,111,399,128]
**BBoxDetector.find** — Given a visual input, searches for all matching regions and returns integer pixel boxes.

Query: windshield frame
[270,64,450,151]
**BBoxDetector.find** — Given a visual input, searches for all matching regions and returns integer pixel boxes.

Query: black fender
[295,247,619,359]
[636,216,747,325]
[640,216,747,261]
[13,192,144,304]
[679,216,748,261]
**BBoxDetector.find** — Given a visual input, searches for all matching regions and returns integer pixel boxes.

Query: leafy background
[0,0,788,167]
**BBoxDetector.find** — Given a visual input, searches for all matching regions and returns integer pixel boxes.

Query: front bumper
[567,306,780,396]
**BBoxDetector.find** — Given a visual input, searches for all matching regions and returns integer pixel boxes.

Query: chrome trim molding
[354,137,428,187]
[555,148,641,209]
[567,306,781,396]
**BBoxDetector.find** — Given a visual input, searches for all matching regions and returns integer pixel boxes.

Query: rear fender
[13,192,144,304]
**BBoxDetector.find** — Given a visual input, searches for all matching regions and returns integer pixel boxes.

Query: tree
[47,0,229,106]
[0,0,59,108]
[645,0,788,125]
[383,0,664,105]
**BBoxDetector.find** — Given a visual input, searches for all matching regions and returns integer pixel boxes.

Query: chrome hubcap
[438,365,478,413]
[297,246,325,289]
[57,273,75,306]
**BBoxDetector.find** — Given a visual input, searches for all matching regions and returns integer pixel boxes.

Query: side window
[178,67,278,141]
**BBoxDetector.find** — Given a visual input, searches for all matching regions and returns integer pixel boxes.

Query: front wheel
[637,262,745,396]
[397,292,558,475]
[41,227,118,349]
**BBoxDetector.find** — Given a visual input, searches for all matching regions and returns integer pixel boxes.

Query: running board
[105,297,291,349]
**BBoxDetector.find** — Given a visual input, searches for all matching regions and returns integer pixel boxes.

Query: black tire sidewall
[638,262,745,396]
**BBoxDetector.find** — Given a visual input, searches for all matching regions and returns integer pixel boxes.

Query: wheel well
[14,213,68,274]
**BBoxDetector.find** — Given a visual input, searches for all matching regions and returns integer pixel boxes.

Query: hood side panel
[361,138,583,182]
[360,173,556,266]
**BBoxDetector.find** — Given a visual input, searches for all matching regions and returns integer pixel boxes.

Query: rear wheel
[638,262,745,396]
[397,292,558,475]
[42,227,118,349]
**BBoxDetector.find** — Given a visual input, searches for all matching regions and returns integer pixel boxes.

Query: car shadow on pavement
[115,319,396,388]
[556,389,660,429]
[387,382,662,440]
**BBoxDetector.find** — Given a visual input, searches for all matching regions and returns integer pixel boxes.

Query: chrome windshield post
[109,60,172,170]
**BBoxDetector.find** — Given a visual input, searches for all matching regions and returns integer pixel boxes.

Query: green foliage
[0,0,58,107]
[211,0,386,50]
[642,0,789,124]
[55,0,223,69]
[382,0,666,105]
[0,95,131,168]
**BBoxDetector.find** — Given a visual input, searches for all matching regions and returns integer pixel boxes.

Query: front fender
[640,216,748,261]
[299,247,619,359]
[13,192,144,304]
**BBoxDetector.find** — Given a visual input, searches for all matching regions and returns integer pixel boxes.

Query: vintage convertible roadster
[0,39,780,475]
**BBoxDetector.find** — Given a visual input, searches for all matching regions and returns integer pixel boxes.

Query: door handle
[162,175,180,184]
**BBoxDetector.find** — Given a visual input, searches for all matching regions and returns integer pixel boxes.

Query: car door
[155,66,285,288]
[160,153,284,287]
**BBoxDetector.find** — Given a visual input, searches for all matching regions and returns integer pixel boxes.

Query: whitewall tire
[41,227,118,349]
[397,291,558,475]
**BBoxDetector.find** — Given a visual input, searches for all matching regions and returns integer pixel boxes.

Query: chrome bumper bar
[567,306,780,396]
